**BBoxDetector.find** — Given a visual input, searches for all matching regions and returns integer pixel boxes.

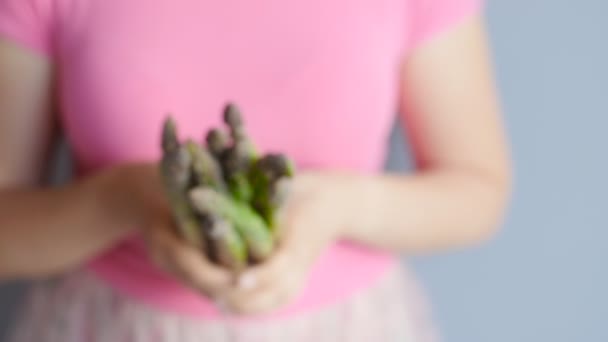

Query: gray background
[1,0,607,341]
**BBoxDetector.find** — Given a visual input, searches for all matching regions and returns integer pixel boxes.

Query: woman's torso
[49,0,410,318]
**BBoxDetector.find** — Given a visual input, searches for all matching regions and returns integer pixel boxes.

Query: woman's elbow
[465,165,514,245]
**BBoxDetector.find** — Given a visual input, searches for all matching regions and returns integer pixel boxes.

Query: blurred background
[1,0,606,341]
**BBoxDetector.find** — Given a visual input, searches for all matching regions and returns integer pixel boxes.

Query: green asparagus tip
[161,116,179,152]
[223,103,243,128]
[206,128,230,155]
[260,154,296,178]
[189,187,220,213]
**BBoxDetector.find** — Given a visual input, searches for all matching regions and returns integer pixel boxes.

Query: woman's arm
[0,41,235,298]
[215,16,513,315]
[158,14,512,315]
[0,40,135,279]
[334,15,512,253]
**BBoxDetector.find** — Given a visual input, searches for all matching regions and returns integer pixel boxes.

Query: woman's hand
[218,172,345,315]
[109,166,347,315]
[104,163,233,300]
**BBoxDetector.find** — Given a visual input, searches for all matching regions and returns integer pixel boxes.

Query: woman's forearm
[0,171,135,280]
[329,168,512,253]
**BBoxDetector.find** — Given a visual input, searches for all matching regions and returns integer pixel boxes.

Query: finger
[149,219,233,297]
[223,282,295,316]
[226,289,285,315]
[235,219,311,292]
[220,249,290,313]
[234,246,291,292]
[227,252,304,315]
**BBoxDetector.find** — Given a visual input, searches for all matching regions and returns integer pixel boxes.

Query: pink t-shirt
[0,0,482,319]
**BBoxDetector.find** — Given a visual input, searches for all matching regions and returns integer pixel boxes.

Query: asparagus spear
[223,103,255,156]
[205,128,231,159]
[250,154,295,229]
[203,214,248,271]
[185,139,227,192]
[222,153,254,203]
[254,154,295,181]
[221,103,258,203]
[189,187,275,262]
[160,118,204,247]
[185,139,248,270]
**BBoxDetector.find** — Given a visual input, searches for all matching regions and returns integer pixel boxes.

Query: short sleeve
[0,0,55,55]
[408,0,484,50]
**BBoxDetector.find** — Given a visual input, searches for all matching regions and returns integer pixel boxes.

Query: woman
[0,0,511,341]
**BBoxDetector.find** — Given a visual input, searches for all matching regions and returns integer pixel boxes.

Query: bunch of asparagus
[160,103,295,272]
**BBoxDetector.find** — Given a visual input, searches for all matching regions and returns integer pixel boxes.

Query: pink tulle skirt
[8,264,439,342]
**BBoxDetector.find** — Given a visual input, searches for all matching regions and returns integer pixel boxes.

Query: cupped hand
[104,163,234,300]
[106,165,347,315]
[218,172,346,315]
